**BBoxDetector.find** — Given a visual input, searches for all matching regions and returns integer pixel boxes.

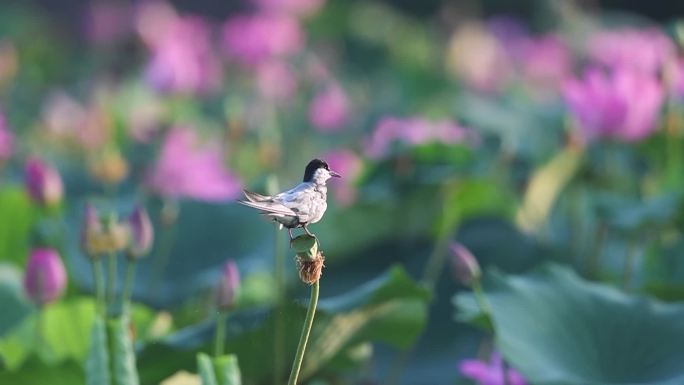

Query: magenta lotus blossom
[144,16,222,95]
[309,83,350,132]
[24,157,64,208]
[588,28,675,74]
[323,149,363,206]
[147,128,241,201]
[366,116,478,158]
[450,242,481,286]
[459,352,528,385]
[563,67,665,142]
[23,248,67,306]
[0,110,13,162]
[256,60,298,102]
[251,0,325,17]
[84,2,132,44]
[216,260,240,310]
[221,13,304,66]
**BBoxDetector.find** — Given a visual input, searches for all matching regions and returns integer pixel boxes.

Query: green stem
[34,306,44,349]
[150,214,179,296]
[389,195,452,385]
[92,258,105,316]
[121,260,137,315]
[287,280,319,385]
[107,252,117,313]
[420,235,451,291]
[587,222,607,279]
[472,279,492,316]
[421,193,455,291]
[274,227,285,384]
[214,311,227,357]
[623,240,639,291]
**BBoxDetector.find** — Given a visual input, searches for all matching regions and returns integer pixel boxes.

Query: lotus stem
[214,311,227,357]
[287,279,319,385]
[121,260,137,315]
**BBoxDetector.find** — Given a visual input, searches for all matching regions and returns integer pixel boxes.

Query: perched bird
[239,159,341,239]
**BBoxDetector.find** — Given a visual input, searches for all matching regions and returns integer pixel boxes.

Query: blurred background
[2,0,684,384]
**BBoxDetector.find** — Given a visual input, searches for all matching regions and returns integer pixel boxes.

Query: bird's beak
[329,170,341,178]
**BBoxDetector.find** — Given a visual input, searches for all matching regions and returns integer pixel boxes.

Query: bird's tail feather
[242,189,271,202]
[238,200,296,217]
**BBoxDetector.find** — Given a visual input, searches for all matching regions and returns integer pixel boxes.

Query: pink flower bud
[127,205,154,259]
[23,248,67,306]
[216,260,240,310]
[24,157,63,208]
[450,242,481,286]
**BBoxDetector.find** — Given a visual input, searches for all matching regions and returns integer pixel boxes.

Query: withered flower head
[292,234,325,285]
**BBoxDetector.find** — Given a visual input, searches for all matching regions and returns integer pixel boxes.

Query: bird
[238,159,341,240]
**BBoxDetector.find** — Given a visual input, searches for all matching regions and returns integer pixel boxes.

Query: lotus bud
[81,203,103,258]
[450,242,481,286]
[81,206,129,256]
[127,205,154,259]
[88,148,129,185]
[216,260,240,310]
[23,248,67,306]
[102,214,130,252]
[24,157,63,208]
[292,235,325,285]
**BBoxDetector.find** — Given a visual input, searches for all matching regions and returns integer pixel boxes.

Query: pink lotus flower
[147,128,241,201]
[144,16,222,95]
[23,248,67,306]
[588,27,675,74]
[216,260,240,310]
[459,352,528,385]
[309,83,350,132]
[251,0,325,17]
[322,149,363,206]
[24,157,64,208]
[563,67,664,142]
[0,110,13,162]
[221,13,304,66]
[366,116,478,158]
[256,60,298,102]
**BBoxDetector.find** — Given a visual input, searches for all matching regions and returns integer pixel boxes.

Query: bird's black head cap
[303,158,329,182]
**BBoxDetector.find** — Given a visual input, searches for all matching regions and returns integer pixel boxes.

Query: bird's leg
[303,224,314,237]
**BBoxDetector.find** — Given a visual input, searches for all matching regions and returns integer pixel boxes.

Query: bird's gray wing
[274,183,316,223]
